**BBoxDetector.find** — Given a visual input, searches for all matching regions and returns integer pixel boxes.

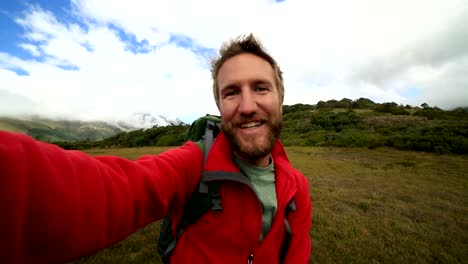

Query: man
[0,34,311,263]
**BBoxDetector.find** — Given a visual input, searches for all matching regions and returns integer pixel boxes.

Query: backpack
[156,114,295,263]
[157,114,221,263]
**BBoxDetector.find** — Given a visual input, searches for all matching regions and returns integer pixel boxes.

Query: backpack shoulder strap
[198,118,220,193]
[159,117,221,263]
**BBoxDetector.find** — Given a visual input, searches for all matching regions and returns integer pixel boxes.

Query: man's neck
[234,153,272,168]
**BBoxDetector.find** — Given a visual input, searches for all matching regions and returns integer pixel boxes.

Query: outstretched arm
[0,131,203,263]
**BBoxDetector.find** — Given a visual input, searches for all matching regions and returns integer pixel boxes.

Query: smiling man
[0,34,311,264]
[216,52,283,167]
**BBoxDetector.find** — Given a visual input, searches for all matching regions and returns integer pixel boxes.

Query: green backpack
[156,114,295,263]
[157,115,222,263]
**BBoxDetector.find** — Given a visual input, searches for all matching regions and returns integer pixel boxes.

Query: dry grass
[71,146,468,264]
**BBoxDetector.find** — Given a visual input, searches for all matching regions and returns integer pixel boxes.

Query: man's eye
[224,90,238,97]
[255,86,269,92]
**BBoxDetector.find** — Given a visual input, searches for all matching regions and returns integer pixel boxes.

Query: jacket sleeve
[285,171,312,263]
[0,131,203,264]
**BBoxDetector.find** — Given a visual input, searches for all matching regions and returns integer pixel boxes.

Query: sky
[1,0,467,125]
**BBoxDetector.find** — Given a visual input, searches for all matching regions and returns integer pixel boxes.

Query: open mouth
[240,121,263,129]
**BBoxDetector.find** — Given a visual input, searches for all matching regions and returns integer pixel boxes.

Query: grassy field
[72,146,468,263]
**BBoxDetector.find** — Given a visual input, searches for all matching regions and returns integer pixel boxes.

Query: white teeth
[241,122,261,128]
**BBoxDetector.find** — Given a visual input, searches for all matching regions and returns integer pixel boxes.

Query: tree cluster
[280,99,468,154]
[55,124,188,150]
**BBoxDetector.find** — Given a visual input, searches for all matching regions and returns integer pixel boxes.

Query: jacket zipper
[203,171,263,261]
[240,180,261,263]
[247,253,254,264]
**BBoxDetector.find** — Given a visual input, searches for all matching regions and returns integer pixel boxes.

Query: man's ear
[216,100,221,112]
[280,95,284,114]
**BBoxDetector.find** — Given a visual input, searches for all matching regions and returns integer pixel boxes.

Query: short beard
[222,115,282,162]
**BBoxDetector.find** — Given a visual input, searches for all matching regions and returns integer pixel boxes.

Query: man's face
[217,53,283,166]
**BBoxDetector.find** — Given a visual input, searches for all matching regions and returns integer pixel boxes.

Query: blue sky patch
[0,4,34,61]
[9,67,30,76]
[0,1,79,62]
[110,24,153,54]
[402,86,422,99]
[81,42,94,52]
[56,64,79,71]
[169,33,215,58]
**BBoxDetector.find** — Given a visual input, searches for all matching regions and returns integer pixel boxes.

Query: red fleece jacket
[0,130,311,263]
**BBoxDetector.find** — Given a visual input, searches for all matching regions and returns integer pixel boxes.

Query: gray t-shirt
[233,155,277,241]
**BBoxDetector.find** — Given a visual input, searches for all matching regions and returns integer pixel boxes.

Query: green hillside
[0,116,127,142]
[280,99,468,154]
[8,98,468,155]
[55,124,188,150]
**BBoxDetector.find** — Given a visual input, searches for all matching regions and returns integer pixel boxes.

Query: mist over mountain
[122,112,183,128]
[0,113,182,142]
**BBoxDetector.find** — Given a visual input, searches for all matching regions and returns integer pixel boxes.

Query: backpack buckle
[211,192,223,212]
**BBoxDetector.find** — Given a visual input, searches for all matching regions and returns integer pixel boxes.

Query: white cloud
[2,4,218,123]
[18,43,41,56]
[1,0,467,125]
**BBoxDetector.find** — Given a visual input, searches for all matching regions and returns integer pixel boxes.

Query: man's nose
[238,89,257,115]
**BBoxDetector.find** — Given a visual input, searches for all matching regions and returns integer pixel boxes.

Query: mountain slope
[0,116,132,142]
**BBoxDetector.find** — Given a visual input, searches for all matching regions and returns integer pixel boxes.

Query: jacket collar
[205,132,239,172]
[205,132,298,200]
